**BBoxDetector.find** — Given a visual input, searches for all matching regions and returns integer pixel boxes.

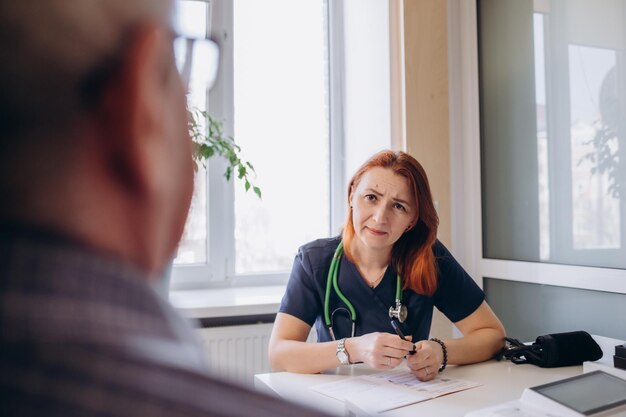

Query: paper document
[311,369,480,413]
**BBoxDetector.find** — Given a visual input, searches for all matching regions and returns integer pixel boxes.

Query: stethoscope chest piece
[388,300,408,323]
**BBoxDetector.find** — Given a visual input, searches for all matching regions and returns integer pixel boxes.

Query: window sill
[169,284,285,320]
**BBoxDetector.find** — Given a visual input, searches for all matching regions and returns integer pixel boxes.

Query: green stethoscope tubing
[323,240,403,333]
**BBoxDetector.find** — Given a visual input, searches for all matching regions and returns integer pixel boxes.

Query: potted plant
[188,108,261,198]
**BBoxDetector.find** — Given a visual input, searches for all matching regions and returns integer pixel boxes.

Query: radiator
[196,323,274,386]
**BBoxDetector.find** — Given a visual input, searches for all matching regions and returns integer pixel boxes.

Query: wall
[403,0,451,247]
[401,0,454,338]
[485,279,626,341]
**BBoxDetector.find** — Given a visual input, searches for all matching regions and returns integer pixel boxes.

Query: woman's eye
[394,203,406,212]
[365,194,377,201]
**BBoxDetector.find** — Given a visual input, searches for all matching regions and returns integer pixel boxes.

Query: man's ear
[97,25,169,197]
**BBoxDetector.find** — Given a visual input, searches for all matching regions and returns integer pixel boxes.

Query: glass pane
[233,0,330,274]
[479,0,626,269]
[568,45,620,250]
[173,0,208,265]
[535,12,550,261]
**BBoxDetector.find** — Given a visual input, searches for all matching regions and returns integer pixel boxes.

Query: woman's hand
[346,332,415,369]
[406,340,443,381]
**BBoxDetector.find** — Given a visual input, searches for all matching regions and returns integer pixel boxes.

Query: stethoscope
[324,240,408,341]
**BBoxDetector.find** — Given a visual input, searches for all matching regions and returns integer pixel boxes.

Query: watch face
[337,350,349,364]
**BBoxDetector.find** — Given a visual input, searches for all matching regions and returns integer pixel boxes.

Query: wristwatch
[336,338,351,365]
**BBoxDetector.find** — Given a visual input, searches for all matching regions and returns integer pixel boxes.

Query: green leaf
[188,106,262,199]
[238,165,247,179]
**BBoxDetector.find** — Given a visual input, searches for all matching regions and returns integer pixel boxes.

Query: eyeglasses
[174,35,220,92]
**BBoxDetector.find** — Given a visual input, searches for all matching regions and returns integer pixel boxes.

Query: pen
[390,319,416,355]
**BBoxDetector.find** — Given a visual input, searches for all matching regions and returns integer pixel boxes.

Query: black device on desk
[615,344,626,370]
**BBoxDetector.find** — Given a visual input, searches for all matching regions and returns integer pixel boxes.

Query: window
[173,0,210,266]
[172,0,335,288]
[232,0,330,275]
[478,0,626,270]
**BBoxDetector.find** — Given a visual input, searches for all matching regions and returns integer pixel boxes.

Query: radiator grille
[197,323,273,386]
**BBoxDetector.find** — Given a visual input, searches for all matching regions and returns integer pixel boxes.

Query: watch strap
[336,338,350,365]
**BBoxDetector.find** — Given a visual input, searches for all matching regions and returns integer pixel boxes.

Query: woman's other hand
[346,332,415,369]
[405,339,443,381]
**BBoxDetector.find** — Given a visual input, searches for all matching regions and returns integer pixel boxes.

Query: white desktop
[254,336,625,417]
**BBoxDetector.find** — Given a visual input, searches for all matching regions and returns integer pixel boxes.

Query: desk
[254,360,581,417]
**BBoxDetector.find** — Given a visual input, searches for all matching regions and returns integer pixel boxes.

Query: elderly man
[0,2,329,416]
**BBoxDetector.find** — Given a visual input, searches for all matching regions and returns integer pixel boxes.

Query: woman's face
[350,167,418,254]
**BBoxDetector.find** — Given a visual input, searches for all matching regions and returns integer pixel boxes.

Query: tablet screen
[531,371,626,416]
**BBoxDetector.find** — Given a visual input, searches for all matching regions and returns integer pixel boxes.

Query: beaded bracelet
[429,337,447,372]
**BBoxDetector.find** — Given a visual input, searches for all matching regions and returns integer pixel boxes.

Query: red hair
[342,150,439,296]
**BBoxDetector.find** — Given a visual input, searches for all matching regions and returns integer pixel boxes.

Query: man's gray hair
[0,0,172,139]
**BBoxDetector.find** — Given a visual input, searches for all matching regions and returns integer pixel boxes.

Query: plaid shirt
[0,225,329,417]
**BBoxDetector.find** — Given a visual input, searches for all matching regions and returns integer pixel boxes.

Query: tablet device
[530,371,626,416]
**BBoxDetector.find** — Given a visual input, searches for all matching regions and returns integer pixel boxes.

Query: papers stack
[311,369,480,414]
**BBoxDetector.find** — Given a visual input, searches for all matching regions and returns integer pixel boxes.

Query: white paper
[364,369,480,396]
[310,369,480,413]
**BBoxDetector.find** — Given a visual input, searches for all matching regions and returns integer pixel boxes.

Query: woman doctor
[268,150,505,380]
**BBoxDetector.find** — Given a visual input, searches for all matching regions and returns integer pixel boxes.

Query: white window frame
[171,0,347,290]
[448,0,626,295]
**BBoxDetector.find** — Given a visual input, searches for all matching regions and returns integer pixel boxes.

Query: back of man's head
[0,0,193,274]
[0,0,171,142]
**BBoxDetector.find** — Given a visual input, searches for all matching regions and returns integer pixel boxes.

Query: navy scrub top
[278,236,485,342]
